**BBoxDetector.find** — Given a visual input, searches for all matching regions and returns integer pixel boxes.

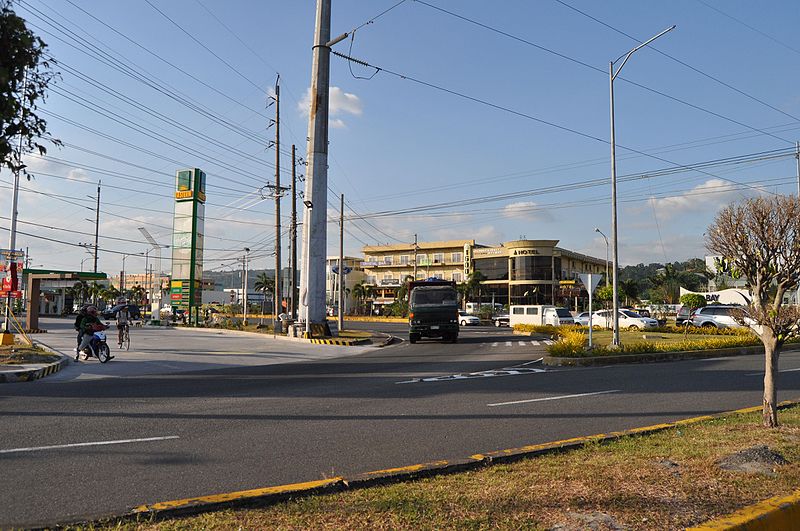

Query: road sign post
[579,273,603,349]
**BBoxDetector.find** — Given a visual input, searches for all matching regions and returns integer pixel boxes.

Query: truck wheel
[409,334,419,344]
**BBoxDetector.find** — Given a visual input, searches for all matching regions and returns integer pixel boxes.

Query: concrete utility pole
[413,234,418,280]
[290,144,298,320]
[93,181,101,273]
[299,0,332,335]
[609,25,674,347]
[243,248,250,326]
[795,141,799,198]
[338,194,344,333]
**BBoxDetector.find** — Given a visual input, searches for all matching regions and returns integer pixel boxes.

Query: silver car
[689,305,745,329]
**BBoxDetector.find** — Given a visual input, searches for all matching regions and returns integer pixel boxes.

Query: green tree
[619,279,640,307]
[352,281,373,315]
[678,293,706,337]
[128,284,146,306]
[254,272,274,314]
[594,285,614,309]
[464,271,486,304]
[1,0,60,179]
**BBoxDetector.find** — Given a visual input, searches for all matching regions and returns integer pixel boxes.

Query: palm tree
[254,272,274,315]
[352,281,374,315]
[71,281,89,305]
[129,284,146,306]
[619,279,639,307]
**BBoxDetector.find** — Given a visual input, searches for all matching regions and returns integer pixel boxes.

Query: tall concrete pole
[93,181,101,273]
[273,76,282,332]
[413,234,418,280]
[299,0,331,335]
[338,194,344,333]
[796,141,799,198]
[609,61,620,347]
[290,144,298,320]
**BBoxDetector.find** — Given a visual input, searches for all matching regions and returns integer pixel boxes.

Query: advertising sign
[0,249,24,295]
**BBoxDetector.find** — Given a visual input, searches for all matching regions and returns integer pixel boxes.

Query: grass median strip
[95,403,800,530]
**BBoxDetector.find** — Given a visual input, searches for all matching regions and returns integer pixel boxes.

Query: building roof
[363,240,477,253]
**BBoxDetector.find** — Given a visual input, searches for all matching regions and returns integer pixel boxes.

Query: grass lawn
[102,405,800,531]
[0,343,59,365]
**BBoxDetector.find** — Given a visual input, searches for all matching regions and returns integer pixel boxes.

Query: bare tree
[706,195,800,427]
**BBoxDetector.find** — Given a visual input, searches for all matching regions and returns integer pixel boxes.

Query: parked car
[101,303,141,321]
[634,307,651,317]
[675,305,692,325]
[689,305,746,329]
[458,310,481,326]
[592,309,658,330]
[574,311,591,326]
[492,314,509,327]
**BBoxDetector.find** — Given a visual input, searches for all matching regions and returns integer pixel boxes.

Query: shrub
[547,329,587,356]
[547,333,760,358]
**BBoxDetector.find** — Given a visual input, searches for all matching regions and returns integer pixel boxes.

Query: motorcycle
[81,331,112,363]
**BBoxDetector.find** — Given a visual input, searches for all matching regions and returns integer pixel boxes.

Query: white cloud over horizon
[298,86,363,128]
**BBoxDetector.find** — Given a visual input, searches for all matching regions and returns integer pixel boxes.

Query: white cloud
[298,86,363,128]
[502,201,554,221]
[650,179,755,220]
[67,168,90,182]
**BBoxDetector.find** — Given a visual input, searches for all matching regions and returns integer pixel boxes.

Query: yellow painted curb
[133,478,343,513]
[106,398,800,528]
[688,488,800,530]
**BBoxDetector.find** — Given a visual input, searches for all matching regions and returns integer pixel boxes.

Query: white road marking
[745,367,800,377]
[520,357,544,366]
[0,436,180,454]
[531,340,540,346]
[505,341,512,347]
[544,339,554,345]
[518,341,526,346]
[492,342,498,347]
[487,389,621,407]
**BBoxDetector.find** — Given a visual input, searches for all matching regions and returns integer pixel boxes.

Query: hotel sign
[463,244,472,277]
[511,249,540,256]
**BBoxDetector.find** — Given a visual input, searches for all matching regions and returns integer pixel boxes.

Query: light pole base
[1,333,15,346]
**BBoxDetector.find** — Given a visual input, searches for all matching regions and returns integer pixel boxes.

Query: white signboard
[578,273,602,294]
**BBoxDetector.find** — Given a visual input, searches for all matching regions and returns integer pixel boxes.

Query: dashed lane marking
[488,389,621,407]
[745,367,800,377]
[505,341,512,347]
[396,360,548,384]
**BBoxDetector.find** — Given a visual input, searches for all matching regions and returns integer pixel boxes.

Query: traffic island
[0,342,68,383]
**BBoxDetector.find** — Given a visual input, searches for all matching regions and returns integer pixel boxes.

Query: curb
[308,337,371,346]
[687,488,800,530]
[544,342,800,367]
[94,399,800,528]
[0,342,69,384]
[172,324,377,347]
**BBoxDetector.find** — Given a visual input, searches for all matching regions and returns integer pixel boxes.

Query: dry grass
[89,406,800,531]
[0,344,59,365]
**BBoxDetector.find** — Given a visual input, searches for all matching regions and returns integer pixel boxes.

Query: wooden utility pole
[93,181,101,273]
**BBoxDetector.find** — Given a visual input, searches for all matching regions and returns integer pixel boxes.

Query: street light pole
[594,228,609,287]
[609,25,675,347]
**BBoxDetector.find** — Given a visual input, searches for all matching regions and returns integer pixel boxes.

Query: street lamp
[609,25,675,347]
[594,228,610,287]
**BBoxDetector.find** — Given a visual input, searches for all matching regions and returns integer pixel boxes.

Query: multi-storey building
[361,239,605,310]
[325,256,365,314]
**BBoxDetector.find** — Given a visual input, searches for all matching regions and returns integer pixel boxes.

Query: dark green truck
[407,279,459,344]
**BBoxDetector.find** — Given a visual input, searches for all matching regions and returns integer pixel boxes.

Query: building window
[433,253,443,263]
[451,252,462,263]
[474,257,509,280]
[383,273,394,280]
[416,253,428,266]
[434,273,444,279]
[383,256,393,265]
[399,255,409,265]
[452,272,462,282]
[511,256,552,281]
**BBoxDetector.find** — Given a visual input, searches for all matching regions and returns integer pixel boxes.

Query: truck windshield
[556,308,572,318]
[411,288,458,307]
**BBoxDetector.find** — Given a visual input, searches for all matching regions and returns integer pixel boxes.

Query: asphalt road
[2,319,799,527]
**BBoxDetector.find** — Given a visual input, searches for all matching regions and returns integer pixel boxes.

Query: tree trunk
[763,338,780,428]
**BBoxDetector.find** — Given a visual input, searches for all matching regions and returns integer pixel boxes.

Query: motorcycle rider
[76,306,109,361]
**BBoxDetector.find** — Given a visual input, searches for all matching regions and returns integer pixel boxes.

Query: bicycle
[118,323,130,351]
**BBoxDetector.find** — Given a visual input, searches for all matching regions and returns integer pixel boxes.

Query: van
[509,305,574,327]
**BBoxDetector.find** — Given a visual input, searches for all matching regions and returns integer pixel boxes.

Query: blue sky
[3,0,800,277]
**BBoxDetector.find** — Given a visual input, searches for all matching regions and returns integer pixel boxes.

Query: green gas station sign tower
[170,168,206,325]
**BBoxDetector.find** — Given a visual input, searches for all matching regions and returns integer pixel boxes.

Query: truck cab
[408,279,459,344]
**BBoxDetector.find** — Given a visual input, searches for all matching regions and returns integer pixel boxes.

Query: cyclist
[116,304,131,348]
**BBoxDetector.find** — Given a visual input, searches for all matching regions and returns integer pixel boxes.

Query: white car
[458,311,481,326]
[574,312,591,326]
[592,309,659,330]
